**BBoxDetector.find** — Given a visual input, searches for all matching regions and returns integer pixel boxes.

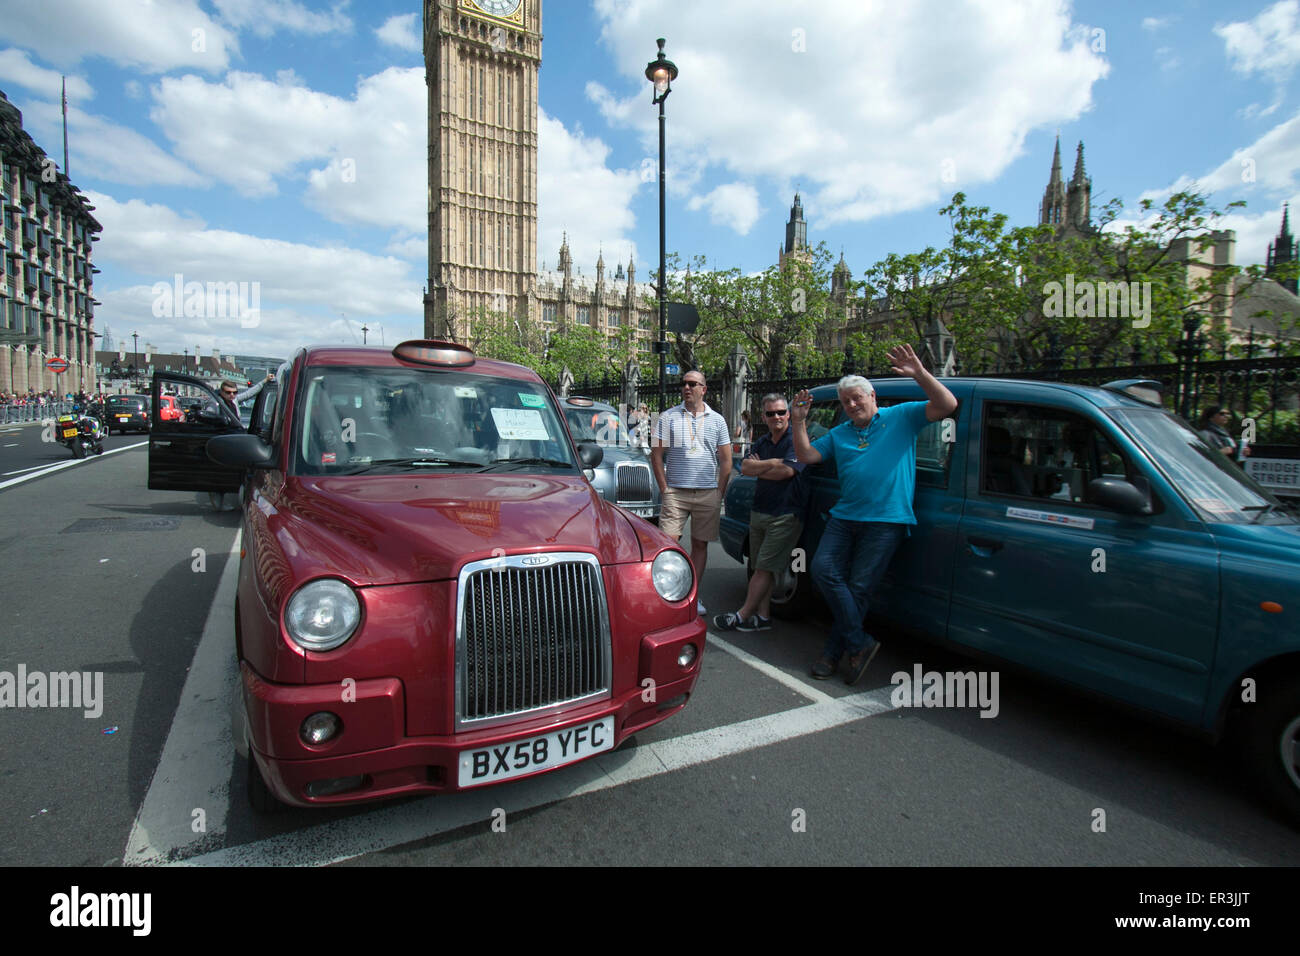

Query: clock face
[467,0,522,18]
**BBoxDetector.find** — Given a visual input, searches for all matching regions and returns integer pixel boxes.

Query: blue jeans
[810,518,905,661]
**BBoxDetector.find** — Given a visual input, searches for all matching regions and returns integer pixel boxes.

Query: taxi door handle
[966,535,1003,557]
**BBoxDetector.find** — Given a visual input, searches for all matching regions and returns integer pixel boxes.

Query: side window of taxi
[805,400,840,478]
[981,402,1132,503]
[877,397,959,489]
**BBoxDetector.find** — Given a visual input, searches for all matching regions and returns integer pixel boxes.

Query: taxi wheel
[1238,670,1300,826]
[747,553,811,620]
[246,751,286,814]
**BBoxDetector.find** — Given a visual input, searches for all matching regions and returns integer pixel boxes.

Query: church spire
[1267,202,1299,295]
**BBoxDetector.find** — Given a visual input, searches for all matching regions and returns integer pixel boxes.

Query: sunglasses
[682,381,705,388]
[764,409,788,417]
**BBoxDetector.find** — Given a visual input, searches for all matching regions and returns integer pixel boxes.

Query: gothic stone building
[421,0,657,358]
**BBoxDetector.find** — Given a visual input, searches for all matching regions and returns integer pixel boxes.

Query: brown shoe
[845,640,881,686]
[811,656,840,680]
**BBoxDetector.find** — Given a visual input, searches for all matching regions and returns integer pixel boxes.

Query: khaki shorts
[660,486,721,542]
[750,511,803,573]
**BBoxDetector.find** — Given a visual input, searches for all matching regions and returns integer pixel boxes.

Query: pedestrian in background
[733,409,752,456]
[652,370,732,615]
[790,344,958,684]
[714,392,805,632]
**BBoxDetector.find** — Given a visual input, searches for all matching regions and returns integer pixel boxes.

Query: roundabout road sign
[46,357,70,374]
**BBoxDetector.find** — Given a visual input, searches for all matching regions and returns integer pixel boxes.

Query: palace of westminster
[1,0,1294,397]
[421,0,1298,369]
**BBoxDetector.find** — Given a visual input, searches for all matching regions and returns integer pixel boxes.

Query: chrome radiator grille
[456,553,611,728]
[616,462,654,502]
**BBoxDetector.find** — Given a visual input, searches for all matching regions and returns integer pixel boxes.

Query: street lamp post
[646,38,678,414]
[131,330,139,390]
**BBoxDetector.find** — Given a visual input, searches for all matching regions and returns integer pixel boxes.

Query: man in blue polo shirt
[790,344,957,684]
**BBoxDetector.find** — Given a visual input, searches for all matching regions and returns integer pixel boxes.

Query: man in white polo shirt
[652,370,732,613]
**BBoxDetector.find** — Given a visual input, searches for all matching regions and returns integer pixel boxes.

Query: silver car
[561,396,660,522]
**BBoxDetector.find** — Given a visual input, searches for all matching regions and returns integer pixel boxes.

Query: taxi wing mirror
[1086,477,1152,516]
[577,441,603,469]
[207,433,276,470]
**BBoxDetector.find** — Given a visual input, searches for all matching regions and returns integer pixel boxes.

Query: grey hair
[759,392,788,408]
[836,374,874,395]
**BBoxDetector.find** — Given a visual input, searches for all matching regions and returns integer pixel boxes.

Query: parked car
[157,394,185,422]
[560,396,661,521]
[105,394,150,434]
[146,344,705,810]
[720,376,1300,822]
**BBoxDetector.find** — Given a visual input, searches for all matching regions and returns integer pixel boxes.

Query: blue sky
[0,0,1297,360]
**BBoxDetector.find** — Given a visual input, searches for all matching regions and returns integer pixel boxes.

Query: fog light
[677,644,697,668]
[300,711,341,745]
[304,775,365,797]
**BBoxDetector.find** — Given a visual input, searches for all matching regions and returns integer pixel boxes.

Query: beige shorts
[749,511,803,572]
[660,486,721,542]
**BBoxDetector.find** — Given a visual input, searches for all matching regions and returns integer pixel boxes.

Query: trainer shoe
[845,639,881,686]
[810,655,840,680]
[712,611,746,631]
[697,601,706,615]
[736,615,772,632]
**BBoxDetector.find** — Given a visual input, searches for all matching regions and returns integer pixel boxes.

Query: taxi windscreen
[292,367,576,476]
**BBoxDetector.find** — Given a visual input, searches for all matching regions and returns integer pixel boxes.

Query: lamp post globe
[645,38,678,415]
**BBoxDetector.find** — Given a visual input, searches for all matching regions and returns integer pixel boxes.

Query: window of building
[608,312,620,327]
[468,66,474,120]
[542,303,556,324]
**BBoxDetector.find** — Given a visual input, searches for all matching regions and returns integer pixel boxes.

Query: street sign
[665,363,680,375]
[46,357,69,374]
[1245,457,1300,494]
[665,301,700,334]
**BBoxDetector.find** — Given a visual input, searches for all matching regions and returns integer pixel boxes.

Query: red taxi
[147,342,705,809]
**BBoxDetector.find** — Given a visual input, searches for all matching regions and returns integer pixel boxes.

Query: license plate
[117,415,130,421]
[628,506,653,517]
[62,428,77,438]
[458,716,615,787]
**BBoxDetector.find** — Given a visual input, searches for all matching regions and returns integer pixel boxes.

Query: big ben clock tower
[424,0,541,340]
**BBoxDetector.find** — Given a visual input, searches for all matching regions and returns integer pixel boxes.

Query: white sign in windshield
[491,407,551,440]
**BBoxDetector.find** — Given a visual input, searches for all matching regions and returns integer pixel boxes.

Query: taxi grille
[457,556,611,726]
[616,462,654,502]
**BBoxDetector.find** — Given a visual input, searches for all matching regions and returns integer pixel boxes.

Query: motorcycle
[55,408,105,459]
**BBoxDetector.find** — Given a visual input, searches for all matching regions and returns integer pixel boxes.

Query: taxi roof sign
[393,340,475,368]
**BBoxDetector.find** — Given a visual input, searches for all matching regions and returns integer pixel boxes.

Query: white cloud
[85,191,425,356]
[687,182,761,234]
[375,13,421,53]
[1154,46,1181,72]
[0,49,93,101]
[587,0,1109,227]
[150,70,355,198]
[385,235,426,259]
[0,0,236,73]
[1216,0,1300,81]
[1140,111,1300,201]
[124,80,143,100]
[1141,16,1173,32]
[537,109,642,271]
[18,98,205,187]
[213,0,353,38]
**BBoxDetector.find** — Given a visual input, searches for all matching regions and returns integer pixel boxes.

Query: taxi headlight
[285,579,361,651]
[652,550,693,603]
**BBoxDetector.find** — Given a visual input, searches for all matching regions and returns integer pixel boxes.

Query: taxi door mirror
[1086,477,1152,515]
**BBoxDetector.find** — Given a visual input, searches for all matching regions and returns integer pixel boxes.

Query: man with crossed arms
[790,344,957,684]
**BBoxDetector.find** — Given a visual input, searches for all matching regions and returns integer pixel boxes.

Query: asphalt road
[2,441,1298,871]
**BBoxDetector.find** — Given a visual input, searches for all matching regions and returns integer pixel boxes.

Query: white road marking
[708,632,833,703]
[0,440,147,490]
[2,463,50,476]
[125,538,898,868]
[122,530,242,867]
[3,443,17,447]
[170,689,896,868]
